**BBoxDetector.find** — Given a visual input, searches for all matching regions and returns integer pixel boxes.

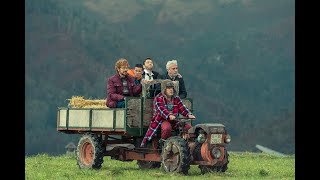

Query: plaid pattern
[140,92,192,147]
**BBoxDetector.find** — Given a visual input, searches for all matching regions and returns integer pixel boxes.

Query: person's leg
[184,123,192,131]
[140,121,161,147]
[161,120,172,140]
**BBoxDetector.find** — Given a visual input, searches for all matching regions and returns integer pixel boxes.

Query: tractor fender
[188,123,226,134]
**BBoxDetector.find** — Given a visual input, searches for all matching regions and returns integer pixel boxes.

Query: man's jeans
[116,100,125,108]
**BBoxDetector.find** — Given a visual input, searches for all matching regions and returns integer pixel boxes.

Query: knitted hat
[161,79,179,96]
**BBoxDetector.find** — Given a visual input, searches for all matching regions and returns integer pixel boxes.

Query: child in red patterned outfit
[140,80,196,147]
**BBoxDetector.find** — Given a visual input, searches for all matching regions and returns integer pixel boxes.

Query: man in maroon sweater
[106,58,142,108]
[140,80,196,147]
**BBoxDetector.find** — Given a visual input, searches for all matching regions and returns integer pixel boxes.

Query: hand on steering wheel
[169,115,176,121]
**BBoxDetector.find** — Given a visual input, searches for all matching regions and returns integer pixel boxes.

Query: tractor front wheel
[199,149,229,174]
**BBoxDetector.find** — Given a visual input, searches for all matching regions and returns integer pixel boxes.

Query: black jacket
[163,73,187,98]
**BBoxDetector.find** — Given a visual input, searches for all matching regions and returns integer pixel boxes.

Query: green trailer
[57,97,193,136]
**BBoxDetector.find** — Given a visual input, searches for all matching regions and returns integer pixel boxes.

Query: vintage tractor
[56,80,231,175]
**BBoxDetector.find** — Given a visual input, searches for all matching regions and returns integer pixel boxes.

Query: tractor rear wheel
[161,136,191,175]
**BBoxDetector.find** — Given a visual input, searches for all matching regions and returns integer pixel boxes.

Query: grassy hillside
[25,152,295,179]
[25,0,295,155]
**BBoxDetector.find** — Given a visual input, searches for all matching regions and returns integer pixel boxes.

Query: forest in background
[25,0,295,155]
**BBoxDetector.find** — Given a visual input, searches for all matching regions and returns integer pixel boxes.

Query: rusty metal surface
[104,147,161,162]
[200,142,225,162]
[99,138,227,166]
[106,144,135,151]
[80,141,94,166]
[188,123,225,134]
[200,142,213,162]
[125,151,161,161]
[102,143,226,165]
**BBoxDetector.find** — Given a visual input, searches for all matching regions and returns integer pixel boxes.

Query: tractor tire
[76,133,104,169]
[198,149,229,174]
[217,149,229,172]
[135,138,161,169]
[161,136,191,175]
[199,165,218,174]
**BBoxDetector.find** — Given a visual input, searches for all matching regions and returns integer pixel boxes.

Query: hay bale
[68,96,108,108]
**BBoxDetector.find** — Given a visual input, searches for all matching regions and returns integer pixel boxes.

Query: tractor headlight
[197,133,206,143]
[225,134,231,143]
[211,147,222,159]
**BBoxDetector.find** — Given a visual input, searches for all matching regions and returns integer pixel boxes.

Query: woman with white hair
[163,59,187,98]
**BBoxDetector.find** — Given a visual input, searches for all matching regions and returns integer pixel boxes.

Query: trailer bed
[57,97,193,136]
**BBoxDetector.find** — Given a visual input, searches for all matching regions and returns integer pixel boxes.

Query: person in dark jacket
[163,59,187,98]
[106,58,142,108]
[141,57,162,97]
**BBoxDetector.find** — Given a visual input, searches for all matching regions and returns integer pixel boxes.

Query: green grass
[25,152,295,180]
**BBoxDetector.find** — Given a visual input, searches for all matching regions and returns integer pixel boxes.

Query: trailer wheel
[76,133,104,169]
[161,136,191,175]
[198,149,229,174]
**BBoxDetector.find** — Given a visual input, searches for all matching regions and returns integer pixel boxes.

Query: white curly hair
[166,59,178,70]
